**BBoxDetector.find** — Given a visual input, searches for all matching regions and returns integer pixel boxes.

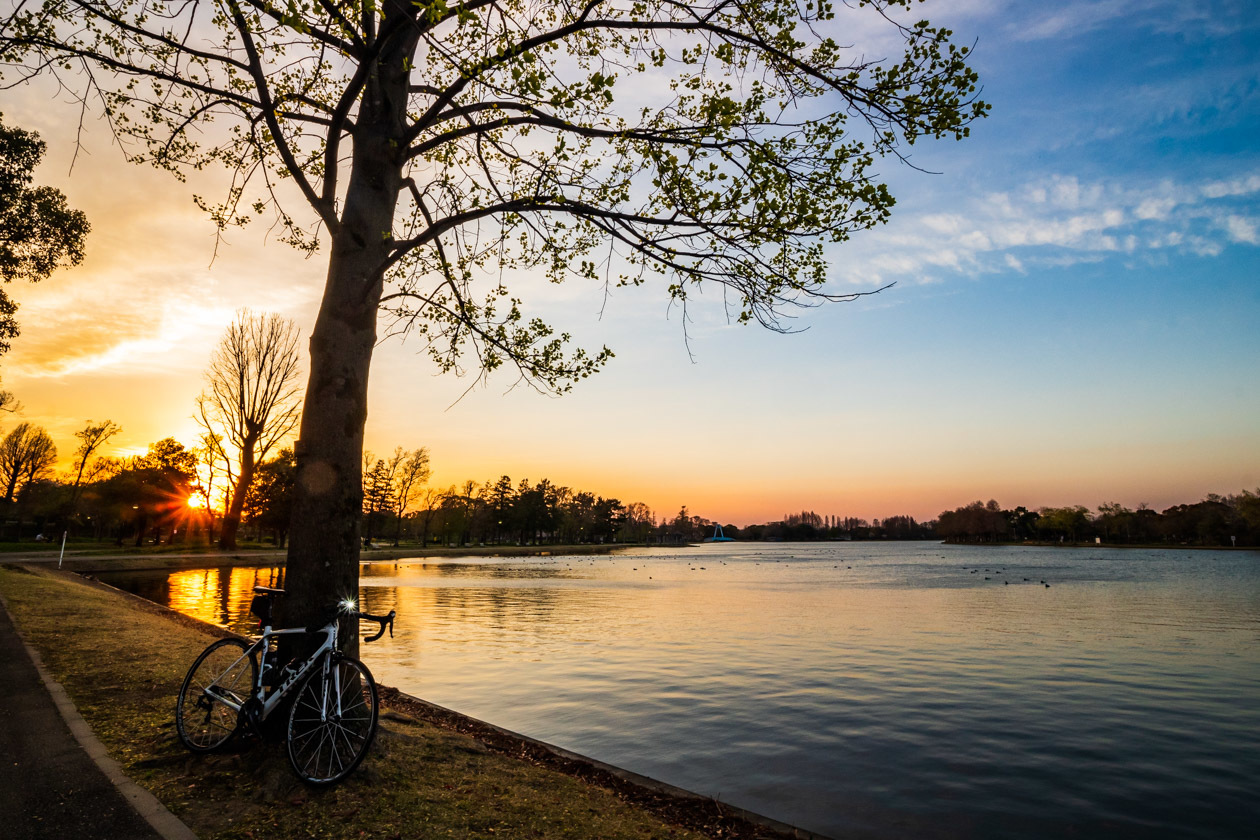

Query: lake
[99,542,1260,839]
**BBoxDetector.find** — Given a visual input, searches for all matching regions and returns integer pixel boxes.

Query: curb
[0,590,199,840]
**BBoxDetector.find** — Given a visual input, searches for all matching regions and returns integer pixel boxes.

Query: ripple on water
[99,544,1260,840]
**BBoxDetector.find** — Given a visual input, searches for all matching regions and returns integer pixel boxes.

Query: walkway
[0,602,178,839]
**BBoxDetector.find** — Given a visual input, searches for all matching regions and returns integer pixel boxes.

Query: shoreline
[6,541,649,573]
[0,562,824,840]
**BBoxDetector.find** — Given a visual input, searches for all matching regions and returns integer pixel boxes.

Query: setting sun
[186,495,206,510]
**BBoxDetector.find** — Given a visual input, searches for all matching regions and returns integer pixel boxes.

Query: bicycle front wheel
[286,654,379,785]
[176,638,257,752]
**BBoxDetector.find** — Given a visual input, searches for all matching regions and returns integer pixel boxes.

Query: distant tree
[246,449,296,547]
[669,506,700,542]
[1230,489,1260,541]
[882,515,924,540]
[69,420,121,507]
[197,311,302,550]
[97,438,197,546]
[486,475,516,543]
[1036,506,1091,543]
[1095,501,1134,543]
[1006,506,1040,542]
[361,457,397,544]
[1159,499,1237,546]
[617,502,656,543]
[515,479,561,544]
[389,448,431,546]
[438,482,481,547]
[937,500,1007,543]
[0,422,56,505]
[0,114,90,354]
[411,485,444,548]
[137,437,198,477]
[591,497,624,543]
[15,477,64,536]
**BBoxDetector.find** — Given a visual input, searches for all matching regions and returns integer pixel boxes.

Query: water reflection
[119,565,287,630]
[99,545,1260,840]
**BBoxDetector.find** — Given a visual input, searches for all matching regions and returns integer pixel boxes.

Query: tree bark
[281,25,413,650]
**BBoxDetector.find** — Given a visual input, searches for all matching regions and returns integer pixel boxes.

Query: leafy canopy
[1,0,986,386]
[0,113,90,355]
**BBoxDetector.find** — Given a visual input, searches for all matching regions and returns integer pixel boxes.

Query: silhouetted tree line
[937,492,1260,547]
[0,414,304,547]
[722,510,936,542]
[8,409,1256,552]
[0,431,208,545]
[391,476,659,547]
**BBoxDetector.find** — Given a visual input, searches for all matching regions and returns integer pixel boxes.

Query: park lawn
[0,566,704,840]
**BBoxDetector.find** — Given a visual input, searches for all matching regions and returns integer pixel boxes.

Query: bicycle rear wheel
[176,638,257,752]
[286,654,378,785]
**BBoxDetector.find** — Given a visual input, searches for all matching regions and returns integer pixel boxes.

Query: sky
[2,0,1258,526]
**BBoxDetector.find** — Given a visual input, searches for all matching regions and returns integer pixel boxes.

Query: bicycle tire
[286,654,378,785]
[176,638,257,752]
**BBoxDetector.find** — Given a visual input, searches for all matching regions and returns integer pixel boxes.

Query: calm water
[101,543,1260,839]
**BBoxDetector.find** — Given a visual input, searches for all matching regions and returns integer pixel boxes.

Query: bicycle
[175,586,396,785]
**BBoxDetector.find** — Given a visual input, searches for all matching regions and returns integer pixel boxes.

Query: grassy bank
[0,565,770,840]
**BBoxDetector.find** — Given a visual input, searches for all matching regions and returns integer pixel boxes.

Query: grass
[0,565,720,840]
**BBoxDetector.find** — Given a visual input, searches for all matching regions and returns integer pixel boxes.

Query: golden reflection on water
[165,566,285,628]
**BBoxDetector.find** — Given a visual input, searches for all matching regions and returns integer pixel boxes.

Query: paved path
[7,549,285,564]
[0,602,180,839]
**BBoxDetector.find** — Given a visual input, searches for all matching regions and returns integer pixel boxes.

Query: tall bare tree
[2,1,987,627]
[389,447,431,546]
[197,310,302,550]
[69,419,121,506]
[0,421,55,505]
[193,430,227,543]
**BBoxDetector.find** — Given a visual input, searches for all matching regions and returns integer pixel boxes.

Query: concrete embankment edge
[378,688,835,840]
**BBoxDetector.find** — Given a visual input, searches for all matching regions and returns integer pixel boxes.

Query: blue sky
[5,0,1259,524]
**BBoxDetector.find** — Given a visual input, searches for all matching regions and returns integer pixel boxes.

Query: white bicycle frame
[206,618,343,723]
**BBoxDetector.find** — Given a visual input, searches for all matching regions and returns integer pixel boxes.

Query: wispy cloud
[1223,215,1259,245]
[8,271,238,379]
[1015,0,1140,41]
[1012,0,1257,42]
[832,171,1260,286]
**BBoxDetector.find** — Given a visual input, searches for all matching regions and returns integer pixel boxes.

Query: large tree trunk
[281,28,413,650]
[283,231,387,642]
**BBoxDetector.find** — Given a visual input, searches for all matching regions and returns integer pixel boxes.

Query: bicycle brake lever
[362,610,396,643]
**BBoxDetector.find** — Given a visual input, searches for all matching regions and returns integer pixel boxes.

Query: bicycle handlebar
[356,609,395,643]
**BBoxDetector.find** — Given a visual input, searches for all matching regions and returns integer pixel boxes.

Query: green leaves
[0,0,987,389]
[0,114,90,355]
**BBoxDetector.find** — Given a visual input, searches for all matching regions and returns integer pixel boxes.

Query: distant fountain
[703,524,735,543]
